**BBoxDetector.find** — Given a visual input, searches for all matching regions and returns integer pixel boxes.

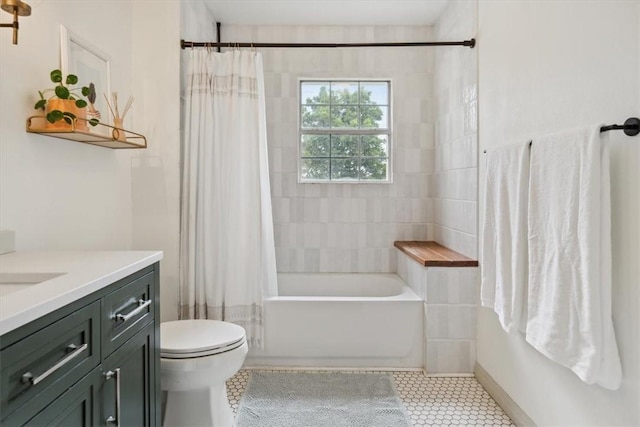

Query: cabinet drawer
[102,271,155,356]
[0,301,100,424]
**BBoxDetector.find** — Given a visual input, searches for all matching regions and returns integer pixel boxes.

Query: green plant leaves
[65,74,78,85]
[40,70,98,121]
[46,110,64,123]
[55,86,70,99]
[50,69,63,83]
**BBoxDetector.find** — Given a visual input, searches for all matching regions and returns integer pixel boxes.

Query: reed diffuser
[104,92,134,141]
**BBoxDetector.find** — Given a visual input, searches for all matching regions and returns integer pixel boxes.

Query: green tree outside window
[300,81,390,182]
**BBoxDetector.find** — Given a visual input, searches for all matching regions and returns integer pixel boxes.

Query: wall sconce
[1,0,31,45]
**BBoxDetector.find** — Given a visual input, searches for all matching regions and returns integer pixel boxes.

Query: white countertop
[0,251,163,336]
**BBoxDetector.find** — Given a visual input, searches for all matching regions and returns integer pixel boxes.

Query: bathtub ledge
[394,241,478,267]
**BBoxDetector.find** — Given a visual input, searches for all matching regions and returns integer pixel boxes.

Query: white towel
[480,142,530,334]
[526,125,621,390]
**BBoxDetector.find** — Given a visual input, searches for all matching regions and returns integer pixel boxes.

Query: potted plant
[34,69,99,131]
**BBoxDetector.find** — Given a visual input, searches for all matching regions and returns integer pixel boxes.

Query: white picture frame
[60,25,111,133]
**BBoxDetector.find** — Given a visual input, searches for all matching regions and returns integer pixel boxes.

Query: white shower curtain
[179,49,278,347]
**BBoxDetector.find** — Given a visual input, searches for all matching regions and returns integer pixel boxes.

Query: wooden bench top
[394,241,478,267]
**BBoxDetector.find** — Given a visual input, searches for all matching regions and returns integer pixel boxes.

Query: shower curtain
[179,49,278,347]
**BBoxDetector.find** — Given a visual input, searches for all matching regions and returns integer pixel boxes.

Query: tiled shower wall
[433,1,478,259]
[223,25,436,272]
[397,250,478,374]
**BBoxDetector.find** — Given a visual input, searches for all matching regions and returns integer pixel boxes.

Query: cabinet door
[100,323,156,427]
[19,368,102,427]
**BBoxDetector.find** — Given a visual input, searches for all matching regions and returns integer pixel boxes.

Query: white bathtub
[245,273,424,368]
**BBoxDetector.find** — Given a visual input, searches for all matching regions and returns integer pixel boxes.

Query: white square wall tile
[407,258,428,300]
[426,267,478,304]
[425,305,476,340]
[396,249,409,283]
[426,339,476,374]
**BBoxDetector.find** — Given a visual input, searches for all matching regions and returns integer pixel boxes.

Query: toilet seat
[161,319,247,359]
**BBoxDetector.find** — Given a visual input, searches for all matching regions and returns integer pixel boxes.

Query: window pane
[331,135,359,157]
[301,134,330,157]
[301,105,330,128]
[299,80,391,182]
[361,135,388,157]
[360,82,389,105]
[360,158,388,180]
[360,105,388,129]
[301,159,330,180]
[331,159,359,180]
[331,106,359,128]
[330,82,359,105]
[301,82,330,104]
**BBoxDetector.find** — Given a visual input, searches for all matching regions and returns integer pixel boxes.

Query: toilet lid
[160,320,246,358]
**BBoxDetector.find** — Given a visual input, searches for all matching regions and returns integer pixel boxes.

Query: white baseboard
[474,363,536,427]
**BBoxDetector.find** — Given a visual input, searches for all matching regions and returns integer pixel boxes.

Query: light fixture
[1,0,31,45]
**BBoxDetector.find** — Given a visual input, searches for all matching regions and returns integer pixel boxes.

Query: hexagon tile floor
[226,370,515,426]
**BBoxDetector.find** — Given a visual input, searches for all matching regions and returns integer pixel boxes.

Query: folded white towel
[480,142,530,334]
[526,125,621,390]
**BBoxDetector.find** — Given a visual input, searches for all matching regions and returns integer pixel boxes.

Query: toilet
[160,319,248,427]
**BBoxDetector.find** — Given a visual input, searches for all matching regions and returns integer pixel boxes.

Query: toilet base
[163,383,234,427]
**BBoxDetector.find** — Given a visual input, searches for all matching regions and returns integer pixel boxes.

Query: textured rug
[234,371,412,427]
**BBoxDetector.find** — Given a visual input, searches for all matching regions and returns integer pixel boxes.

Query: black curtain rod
[482,117,640,153]
[180,38,476,49]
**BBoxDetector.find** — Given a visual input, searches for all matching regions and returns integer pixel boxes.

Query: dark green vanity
[0,254,161,427]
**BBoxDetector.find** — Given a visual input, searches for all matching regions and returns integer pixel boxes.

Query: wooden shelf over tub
[394,241,478,267]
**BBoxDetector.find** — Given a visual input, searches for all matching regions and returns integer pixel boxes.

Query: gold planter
[44,99,88,131]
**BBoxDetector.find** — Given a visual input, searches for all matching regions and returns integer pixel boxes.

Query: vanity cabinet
[0,263,160,427]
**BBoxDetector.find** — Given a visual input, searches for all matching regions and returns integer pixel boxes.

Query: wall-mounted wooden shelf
[26,116,147,149]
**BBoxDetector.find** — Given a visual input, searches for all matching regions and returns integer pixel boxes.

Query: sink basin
[0,272,65,297]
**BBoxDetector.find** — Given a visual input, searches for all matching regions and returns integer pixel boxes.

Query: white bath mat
[234,371,412,427]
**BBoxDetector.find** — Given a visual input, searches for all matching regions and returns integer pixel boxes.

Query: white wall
[0,1,134,251]
[223,24,436,273]
[477,1,640,425]
[131,1,182,321]
[0,0,183,320]
[433,0,478,259]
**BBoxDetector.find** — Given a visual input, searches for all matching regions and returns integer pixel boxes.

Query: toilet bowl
[160,319,248,427]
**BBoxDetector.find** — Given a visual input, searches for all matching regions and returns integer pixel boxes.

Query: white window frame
[297,78,393,184]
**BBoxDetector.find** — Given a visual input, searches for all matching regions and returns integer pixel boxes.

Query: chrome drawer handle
[114,299,152,322]
[104,368,121,426]
[21,343,88,386]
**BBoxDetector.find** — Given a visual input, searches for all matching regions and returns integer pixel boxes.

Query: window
[299,80,391,182]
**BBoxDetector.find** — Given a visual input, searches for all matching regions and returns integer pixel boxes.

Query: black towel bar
[482,117,639,153]
[600,117,640,136]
